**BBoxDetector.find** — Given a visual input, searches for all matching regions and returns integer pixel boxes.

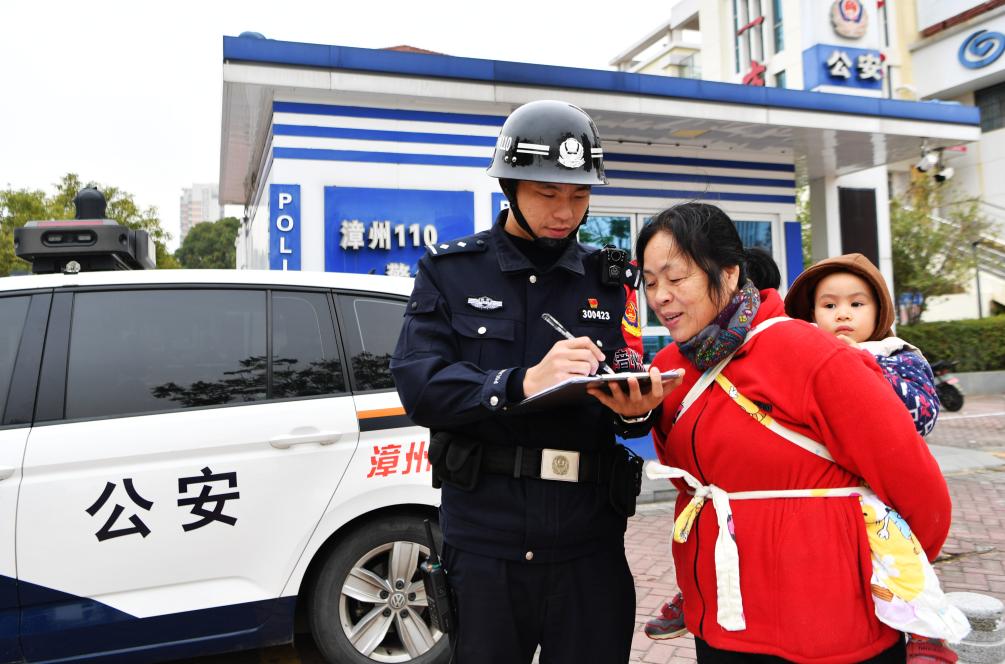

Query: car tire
[310,515,450,664]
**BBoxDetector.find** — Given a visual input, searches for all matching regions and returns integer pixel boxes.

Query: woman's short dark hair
[635,203,780,308]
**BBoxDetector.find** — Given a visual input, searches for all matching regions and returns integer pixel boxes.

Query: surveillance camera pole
[973,240,983,319]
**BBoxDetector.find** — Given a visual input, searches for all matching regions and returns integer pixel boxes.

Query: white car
[0,266,447,664]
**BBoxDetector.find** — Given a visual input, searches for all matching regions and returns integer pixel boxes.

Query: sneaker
[644,592,687,640]
[906,635,958,664]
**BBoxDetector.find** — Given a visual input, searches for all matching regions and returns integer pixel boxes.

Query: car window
[66,289,267,419]
[339,295,406,392]
[272,291,346,398]
[0,296,31,418]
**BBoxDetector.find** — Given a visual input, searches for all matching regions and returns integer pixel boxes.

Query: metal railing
[923,209,1005,281]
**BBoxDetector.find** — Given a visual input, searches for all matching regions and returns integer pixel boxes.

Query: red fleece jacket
[651,289,951,663]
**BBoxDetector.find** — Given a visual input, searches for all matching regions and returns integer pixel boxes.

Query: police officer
[391,100,675,664]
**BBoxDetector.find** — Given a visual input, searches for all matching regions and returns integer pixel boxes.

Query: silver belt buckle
[540,449,580,482]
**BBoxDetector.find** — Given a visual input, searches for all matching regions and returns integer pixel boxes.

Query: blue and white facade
[221,34,979,342]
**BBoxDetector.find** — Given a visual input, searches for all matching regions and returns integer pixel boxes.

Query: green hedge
[898,315,1005,372]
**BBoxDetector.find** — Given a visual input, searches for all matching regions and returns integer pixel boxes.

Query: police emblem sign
[831,0,867,39]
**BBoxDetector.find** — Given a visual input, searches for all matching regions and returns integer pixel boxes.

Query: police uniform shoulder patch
[426,232,489,258]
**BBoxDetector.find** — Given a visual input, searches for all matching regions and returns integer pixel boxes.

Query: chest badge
[580,297,612,322]
[467,296,503,311]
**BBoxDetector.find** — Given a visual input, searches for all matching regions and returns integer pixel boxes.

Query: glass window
[0,296,30,418]
[340,296,406,392]
[272,291,346,398]
[772,0,784,51]
[775,70,787,89]
[580,215,632,252]
[750,0,764,63]
[734,0,765,73]
[733,0,742,73]
[734,220,773,251]
[976,80,1005,133]
[66,290,267,419]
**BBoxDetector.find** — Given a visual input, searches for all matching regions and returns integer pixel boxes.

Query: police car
[0,210,446,663]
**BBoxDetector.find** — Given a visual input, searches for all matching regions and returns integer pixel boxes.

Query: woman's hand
[587,366,685,418]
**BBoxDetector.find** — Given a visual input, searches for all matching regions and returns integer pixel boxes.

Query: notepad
[513,369,683,412]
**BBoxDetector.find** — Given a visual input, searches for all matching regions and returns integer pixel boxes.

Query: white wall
[911,11,1005,99]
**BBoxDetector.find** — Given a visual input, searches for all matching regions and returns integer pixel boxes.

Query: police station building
[219,33,979,353]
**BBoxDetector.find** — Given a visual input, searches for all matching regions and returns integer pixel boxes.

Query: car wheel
[310,516,450,664]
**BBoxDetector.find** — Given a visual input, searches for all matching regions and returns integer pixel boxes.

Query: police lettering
[85,468,242,542]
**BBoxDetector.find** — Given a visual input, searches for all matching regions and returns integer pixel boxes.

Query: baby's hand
[836,334,859,348]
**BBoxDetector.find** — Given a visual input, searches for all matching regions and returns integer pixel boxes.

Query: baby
[785,252,940,438]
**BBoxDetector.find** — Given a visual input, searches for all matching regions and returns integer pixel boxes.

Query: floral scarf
[677,280,761,371]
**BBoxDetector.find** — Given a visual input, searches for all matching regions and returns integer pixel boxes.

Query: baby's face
[812,272,877,343]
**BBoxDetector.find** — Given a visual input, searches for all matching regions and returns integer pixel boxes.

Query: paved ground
[190,395,1005,664]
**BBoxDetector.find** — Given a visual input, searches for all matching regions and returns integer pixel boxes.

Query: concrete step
[947,592,1005,664]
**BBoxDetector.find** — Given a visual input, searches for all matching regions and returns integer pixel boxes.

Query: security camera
[915,151,939,172]
[934,166,954,182]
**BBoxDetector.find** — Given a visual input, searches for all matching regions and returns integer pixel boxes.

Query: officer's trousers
[442,543,635,664]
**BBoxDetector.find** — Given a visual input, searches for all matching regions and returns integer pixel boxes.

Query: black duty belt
[480,445,613,484]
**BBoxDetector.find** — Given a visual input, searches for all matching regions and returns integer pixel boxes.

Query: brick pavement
[626,396,1005,663]
[927,394,1005,452]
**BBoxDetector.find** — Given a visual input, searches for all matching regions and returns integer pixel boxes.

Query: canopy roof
[220,35,980,205]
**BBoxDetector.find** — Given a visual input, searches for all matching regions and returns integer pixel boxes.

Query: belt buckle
[540,449,580,482]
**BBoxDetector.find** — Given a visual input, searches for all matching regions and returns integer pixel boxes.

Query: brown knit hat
[783,253,894,342]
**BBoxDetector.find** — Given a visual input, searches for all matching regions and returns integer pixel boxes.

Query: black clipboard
[513,369,682,412]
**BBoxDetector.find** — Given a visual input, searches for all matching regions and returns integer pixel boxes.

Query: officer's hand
[587,366,685,418]
[523,337,606,397]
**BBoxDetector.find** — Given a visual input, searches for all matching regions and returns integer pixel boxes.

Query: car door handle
[0,467,16,481]
[269,430,343,449]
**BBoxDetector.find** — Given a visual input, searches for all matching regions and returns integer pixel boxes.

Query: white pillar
[808,175,842,261]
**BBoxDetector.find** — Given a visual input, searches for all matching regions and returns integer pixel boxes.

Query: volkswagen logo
[389,592,408,610]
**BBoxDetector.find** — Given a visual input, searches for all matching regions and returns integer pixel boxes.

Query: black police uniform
[391,210,653,663]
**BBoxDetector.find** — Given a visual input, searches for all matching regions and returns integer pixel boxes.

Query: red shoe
[644,592,687,640]
[906,635,958,664]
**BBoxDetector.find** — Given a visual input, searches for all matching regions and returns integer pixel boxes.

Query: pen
[541,312,616,375]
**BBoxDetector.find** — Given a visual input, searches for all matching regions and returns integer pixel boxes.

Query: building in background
[219,33,976,352]
[613,0,1004,320]
[610,0,703,78]
[179,183,223,242]
[906,0,1005,318]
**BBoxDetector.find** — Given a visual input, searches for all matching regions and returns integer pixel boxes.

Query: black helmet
[488,101,607,247]
[487,100,608,186]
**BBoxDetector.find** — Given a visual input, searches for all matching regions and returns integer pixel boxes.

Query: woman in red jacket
[637,203,952,663]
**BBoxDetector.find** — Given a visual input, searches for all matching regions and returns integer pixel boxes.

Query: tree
[0,173,178,276]
[797,185,812,270]
[174,217,241,269]
[890,175,992,323]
